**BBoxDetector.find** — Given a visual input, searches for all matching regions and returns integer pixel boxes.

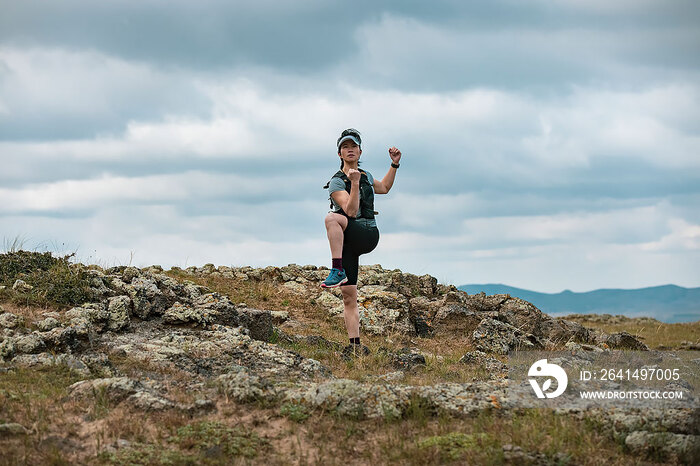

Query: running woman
[321,128,401,358]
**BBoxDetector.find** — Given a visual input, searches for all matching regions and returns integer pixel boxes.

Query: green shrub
[0,250,59,281]
[280,402,310,423]
[0,250,95,307]
[418,432,494,461]
[172,421,264,458]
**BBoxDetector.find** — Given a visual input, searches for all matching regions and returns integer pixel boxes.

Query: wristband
[391,162,400,169]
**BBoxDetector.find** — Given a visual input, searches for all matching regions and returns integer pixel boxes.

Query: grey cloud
[2,1,697,75]
[0,47,211,141]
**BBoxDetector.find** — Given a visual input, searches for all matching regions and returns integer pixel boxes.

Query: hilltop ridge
[0,252,698,464]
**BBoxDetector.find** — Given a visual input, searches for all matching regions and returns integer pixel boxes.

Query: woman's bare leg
[325,212,348,259]
[341,285,360,338]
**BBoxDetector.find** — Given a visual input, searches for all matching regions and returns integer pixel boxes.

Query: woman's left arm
[374,147,402,194]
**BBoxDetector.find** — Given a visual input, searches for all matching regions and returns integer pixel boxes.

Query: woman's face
[339,140,361,163]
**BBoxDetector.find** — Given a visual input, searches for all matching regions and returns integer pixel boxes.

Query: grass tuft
[172,420,265,458]
[280,402,311,423]
[0,250,95,307]
[417,432,495,461]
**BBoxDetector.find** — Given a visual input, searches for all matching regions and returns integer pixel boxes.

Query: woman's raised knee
[325,212,347,230]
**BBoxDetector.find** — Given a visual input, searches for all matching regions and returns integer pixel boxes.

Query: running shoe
[341,343,371,361]
[321,268,348,288]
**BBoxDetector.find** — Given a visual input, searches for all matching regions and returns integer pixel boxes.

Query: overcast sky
[1,0,699,292]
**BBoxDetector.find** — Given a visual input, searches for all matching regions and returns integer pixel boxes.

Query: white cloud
[1,4,698,295]
[0,171,303,214]
[640,219,700,252]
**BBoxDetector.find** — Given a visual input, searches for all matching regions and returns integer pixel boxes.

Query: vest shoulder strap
[323,169,368,188]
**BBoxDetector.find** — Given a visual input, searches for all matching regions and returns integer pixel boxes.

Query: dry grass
[265,402,643,465]
[0,374,672,466]
[564,316,700,349]
[0,365,89,465]
[0,300,59,328]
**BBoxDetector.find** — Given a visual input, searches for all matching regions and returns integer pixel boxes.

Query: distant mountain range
[457,284,700,323]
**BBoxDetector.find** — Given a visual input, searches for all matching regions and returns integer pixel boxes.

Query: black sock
[350,337,360,345]
[332,258,343,271]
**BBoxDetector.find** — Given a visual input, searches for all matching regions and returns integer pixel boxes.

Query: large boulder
[106,296,131,331]
[357,285,413,335]
[126,276,171,319]
[472,318,545,355]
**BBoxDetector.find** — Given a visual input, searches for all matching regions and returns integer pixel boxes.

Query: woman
[321,128,402,358]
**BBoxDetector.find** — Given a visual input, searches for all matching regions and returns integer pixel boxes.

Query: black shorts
[341,218,380,286]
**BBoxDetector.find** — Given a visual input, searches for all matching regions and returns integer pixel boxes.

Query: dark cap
[337,128,361,150]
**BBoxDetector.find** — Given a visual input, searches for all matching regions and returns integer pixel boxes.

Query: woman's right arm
[331,181,360,217]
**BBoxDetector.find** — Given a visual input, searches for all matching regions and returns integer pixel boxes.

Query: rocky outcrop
[0,266,278,364]
[1,261,680,462]
[178,263,644,354]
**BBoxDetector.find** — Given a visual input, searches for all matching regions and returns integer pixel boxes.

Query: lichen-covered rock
[472,318,544,355]
[127,277,170,319]
[39,325,79,351]
[11,352,91,376]
[0,337,14,360]
[280,264,302,282]
[237,308,273,342]
[285,379,411,419]
[603,407,699,436]
[624,431,700,463]
[373,371,405,382]
[86,269,111,299]
[603,332,649,351]
[464,292,508,312]
[459,350,507,373]
[12,279,33,292]
[357,285,413,335]
[182,281,208,301]
[317,291,343,316]
[539,318,592,345]
[380,347,427,371]
[121,266,141,284]
[163,302,213,326]
[495,297,547,335]
[270,310,289,324]
[191,293,238,325]
[414,382,507,416]
[36,317,61,332]
[282,281,307,295]
[103,275,129,295]
[127,391,175,411]
[0,423,29,436]
[14,333,46,354]
[66,303,110,332]
[0,312,23,329]
[431,302,484,334]
[217,367,280,402]
[69,377,142,402]
[106,295,131,331]
[143,265,164,274]
[152,274,186,299]
[66,317,90,339]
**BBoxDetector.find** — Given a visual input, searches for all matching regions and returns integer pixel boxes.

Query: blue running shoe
[321,268,348,288]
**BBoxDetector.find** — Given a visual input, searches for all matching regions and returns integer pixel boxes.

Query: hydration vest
[323,169,377,219]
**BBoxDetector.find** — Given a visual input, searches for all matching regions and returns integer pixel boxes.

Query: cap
[337,134,361,148]
[337,128,362,150]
